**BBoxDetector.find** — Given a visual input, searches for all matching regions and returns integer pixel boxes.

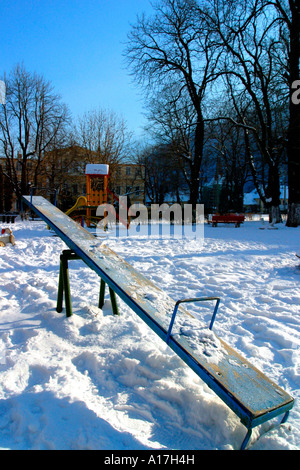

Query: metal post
[240,428,252,450]
[56,250,119,317]
[109,287,119,316]
[56,250,75,317]
[98,278,119,315]
[209,298,221,330]
[56,257,64,313]
[61,252,72,317]
[99,278,106,309]
[166,297,221,345]
[281,411,290,424]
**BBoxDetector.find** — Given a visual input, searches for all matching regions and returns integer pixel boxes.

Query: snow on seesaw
[0,217,299,450]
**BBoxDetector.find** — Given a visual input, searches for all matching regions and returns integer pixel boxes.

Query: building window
[126,166,131,176]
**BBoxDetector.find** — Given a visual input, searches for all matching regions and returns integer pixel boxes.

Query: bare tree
[202,0,289,222]
[137,141,187,204]
[145,82,200,201]
[40,130,78,206]
[206,114,251,213]
[32,77,70,188]
[203,0,299,224]
[265,0,300,226]
[0,64,70,208]
[74,108,132,184]
[125,0,221,215]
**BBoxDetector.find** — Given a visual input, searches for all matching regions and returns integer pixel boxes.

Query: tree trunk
[189,120,204,222]
[267,164,282,223]
[286,108,300,226]
[287,202,300,226]
[269,205,282,224]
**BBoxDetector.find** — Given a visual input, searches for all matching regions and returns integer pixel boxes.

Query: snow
[0,218,299,450]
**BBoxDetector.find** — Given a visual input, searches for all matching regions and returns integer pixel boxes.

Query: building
[243,186,289,212]
[0,156,19,212]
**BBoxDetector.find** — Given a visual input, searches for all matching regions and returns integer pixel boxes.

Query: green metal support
[57,250,76,317]
[98,277,119,315]
[57,249,119,317]
[109,286,119,316]
[56,257,64,314]
[99,278,106,309]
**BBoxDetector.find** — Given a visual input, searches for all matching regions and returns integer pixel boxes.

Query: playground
[0,212,299,450]
[64,164,131,230]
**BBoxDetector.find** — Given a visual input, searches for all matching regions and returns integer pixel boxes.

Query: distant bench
[22,196,294,450]
[209,214,245,227]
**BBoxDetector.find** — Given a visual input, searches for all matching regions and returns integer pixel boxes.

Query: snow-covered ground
[0,217,299,450]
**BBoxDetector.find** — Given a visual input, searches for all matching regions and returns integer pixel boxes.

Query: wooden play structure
[22,195,294,450]
[66,164,130,229]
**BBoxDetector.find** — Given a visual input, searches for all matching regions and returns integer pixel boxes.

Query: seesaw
[22,195,294,450]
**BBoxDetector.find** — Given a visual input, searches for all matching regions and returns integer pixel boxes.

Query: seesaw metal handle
[166,297,220,345]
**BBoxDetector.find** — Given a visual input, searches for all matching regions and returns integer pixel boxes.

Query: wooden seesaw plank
[22,195,294,447]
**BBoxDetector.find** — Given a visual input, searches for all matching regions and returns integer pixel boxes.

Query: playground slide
[65,196,88,217]
[66,192,130,229]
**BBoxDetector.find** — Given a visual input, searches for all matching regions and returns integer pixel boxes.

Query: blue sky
[0,0,154,137]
